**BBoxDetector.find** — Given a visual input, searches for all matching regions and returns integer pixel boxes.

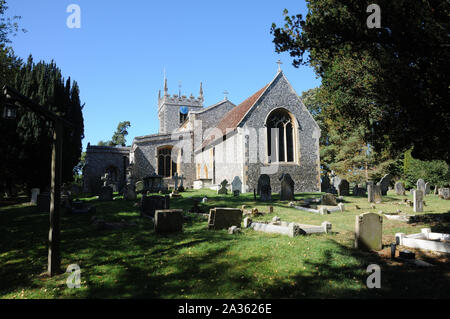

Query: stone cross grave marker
[217,179,228,195]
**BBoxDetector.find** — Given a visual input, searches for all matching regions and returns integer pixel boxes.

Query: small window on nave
[157,146,177,177]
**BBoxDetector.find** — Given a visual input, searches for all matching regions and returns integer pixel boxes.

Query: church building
[83,67,321,194]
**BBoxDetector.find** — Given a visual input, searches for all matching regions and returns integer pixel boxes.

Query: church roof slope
[200,83,269,149]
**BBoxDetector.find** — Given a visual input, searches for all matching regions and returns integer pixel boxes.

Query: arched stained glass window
[266,109,295,163]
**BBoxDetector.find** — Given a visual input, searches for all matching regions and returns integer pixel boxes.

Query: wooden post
[48,121,63,276]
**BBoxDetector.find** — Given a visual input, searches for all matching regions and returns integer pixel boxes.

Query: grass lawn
[0,189,449,299]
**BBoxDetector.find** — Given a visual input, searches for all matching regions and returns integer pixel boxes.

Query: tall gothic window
[266,109,295,163]
[157,146,176,177]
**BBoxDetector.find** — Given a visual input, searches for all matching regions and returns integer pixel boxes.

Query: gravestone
[30,188,40,204]
[99,186,113,201]
[331,172,341,191]
[368,182,382,203]
[352,185,366,196]
[217,180,228,195]
[321,175,331,193]
[424,182,431,195]
[439,188,450,200]
[394,182,406,195]
[231,176,242,195]
[260,184,272,202]
[412,189,424,212]
[257,174,270,195]
[321,193,337,206]
[37,193,50,212]
[154,209,183,233]
[434,185,439,195]
[208,208,242,230]
[123,184,136,201]
[135,181,144,194]
[279,173,295,201]
[416,179,426,194]
[378,174,392,196]
[140,195,170,217]
[355,212,383,251]
[337,179,350,196]
[143,175,164,193]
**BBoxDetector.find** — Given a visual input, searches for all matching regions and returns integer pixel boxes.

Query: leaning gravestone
[424,182,431,195]
[231,176,242,195]
[99,186,113,201]
[217,180,228,195]
[257,174,270,195]
[30,188,40,204]
[355,212,383,251]
[279,173,295,201]
[337,179,350,196]
[208,208,242,230]
[416,179,426,195]
[321,175,331,193]
[321,193,337,206]
[378,174,392,196]
[140,195,170,217]
[394,182,406,195]
[411,189,424,212]
[154,209,183,233]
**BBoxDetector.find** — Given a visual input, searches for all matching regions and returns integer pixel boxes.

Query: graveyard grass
[1,190,449,299]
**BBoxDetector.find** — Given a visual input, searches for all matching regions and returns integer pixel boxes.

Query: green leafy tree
[272,1,450,163]
[110,121,130,147]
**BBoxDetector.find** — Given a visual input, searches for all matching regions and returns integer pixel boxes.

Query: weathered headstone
[337,179,350,196]
[368,182,382,203]
[321,193,337,206]
[37,193,50,212]
[279,173,295,201]
[434,185,439,195]
[378,174,392,196]
[140,195,170,217]
[99,186,113,201]
[352,185,366,196]
[30,188,40,204]
[154,209,183,233]
[394,182,406,195]
[257,174,270,195]
[231,176,242,194]
[355,212,383,251]
[208,207,242,230]
[411,189,424,212]
[416,179,426,194]
[135,181,144,194]
[124,184,137,200]
[424,182,431,195]
[260,184,272,202]
[217,179,228,195]
[439,188,450,200]
[321,175,331,193]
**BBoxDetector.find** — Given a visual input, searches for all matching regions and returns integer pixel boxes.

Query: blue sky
[7,0,321,150]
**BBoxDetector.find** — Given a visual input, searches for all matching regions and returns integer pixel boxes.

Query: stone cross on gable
[276,60,283,72]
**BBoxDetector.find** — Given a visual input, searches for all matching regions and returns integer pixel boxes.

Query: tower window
[180,106,189,124]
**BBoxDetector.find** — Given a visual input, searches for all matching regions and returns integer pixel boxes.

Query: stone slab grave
[355,212,383,251]
[69,200,96,214]
[140,195,170,218]
[396,228,450,253]
[290,194,345,215]
[249,219,332,237]
[193,178,213,190]
[208,207,242,230]
[383,212,416,222]
[154,209,183,233]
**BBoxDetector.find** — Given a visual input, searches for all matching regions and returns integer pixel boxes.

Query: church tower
[158,79,204,134]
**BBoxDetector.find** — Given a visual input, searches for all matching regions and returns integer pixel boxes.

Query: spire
[199,82,203,99]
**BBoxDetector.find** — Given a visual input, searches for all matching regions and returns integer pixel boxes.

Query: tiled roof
[201,83,269,149]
